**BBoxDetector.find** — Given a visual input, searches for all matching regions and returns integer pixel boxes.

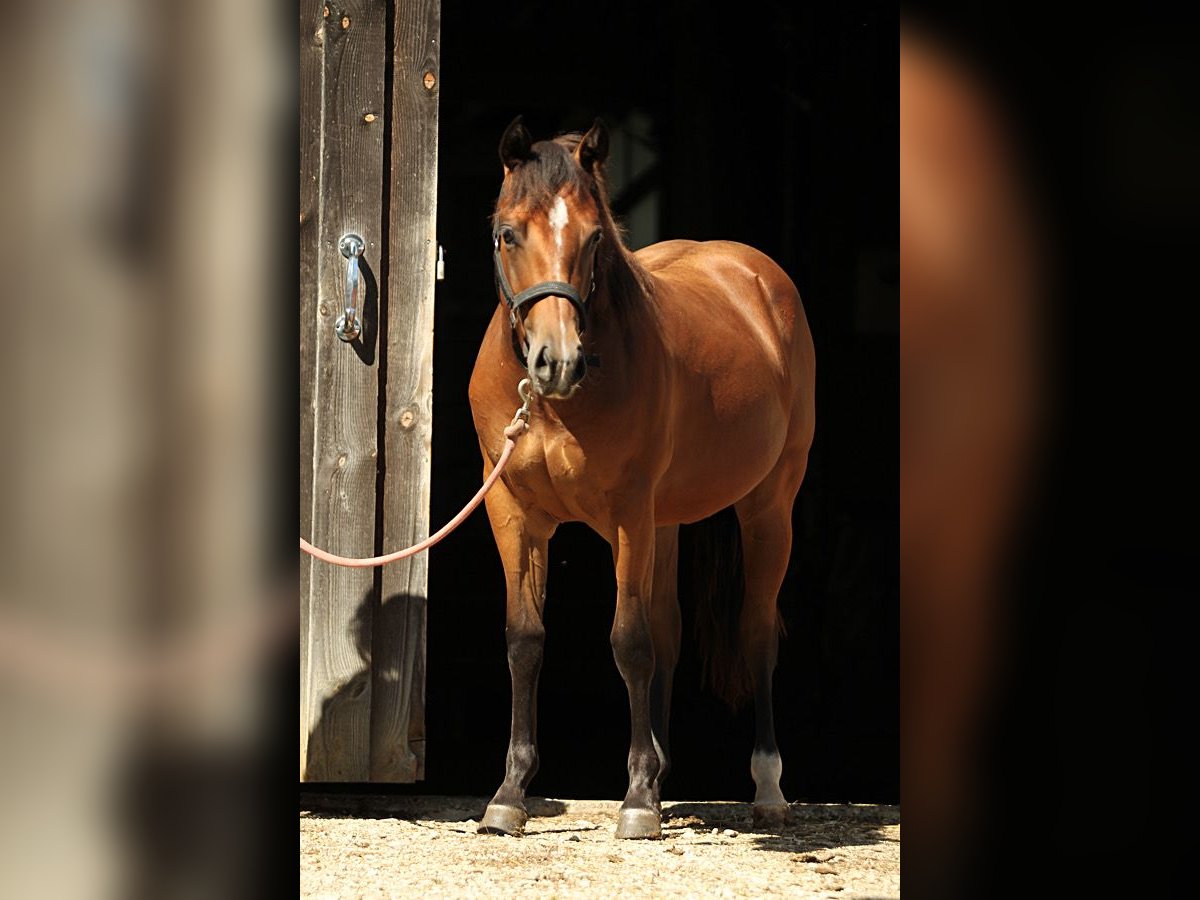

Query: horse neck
[588,243,655,354]
[556,246,661,423]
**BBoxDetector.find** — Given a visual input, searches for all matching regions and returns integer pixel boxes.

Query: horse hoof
[752,803,788,829]
[615,807,662,840]
[478,804,527,836]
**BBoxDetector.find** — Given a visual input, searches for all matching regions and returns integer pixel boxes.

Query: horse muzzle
[528,341,586,398]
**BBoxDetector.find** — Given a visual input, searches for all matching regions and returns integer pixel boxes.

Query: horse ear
[575,118,610,172]
[499,115,533,173]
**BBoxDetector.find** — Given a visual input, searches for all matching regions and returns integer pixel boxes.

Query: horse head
[492,116,611,398]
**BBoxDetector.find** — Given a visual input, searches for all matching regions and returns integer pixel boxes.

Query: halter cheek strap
[493,234,596,366]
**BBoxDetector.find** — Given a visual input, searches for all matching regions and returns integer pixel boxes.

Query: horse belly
[653,400,789,524]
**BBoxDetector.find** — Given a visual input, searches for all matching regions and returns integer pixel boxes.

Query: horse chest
[504,427,628,524]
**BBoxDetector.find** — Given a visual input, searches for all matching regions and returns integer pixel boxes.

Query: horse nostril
[533,345,552,374]
[571,353,586,383]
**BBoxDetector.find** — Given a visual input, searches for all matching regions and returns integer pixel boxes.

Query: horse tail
[690,506,753,709]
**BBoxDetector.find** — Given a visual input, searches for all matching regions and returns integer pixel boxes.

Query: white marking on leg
[548,195,569,255]
[751,750,786,806]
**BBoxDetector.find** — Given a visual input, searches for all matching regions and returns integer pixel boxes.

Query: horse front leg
[478,477,556,836]
[649,525,681,805]
[610,509,662,839]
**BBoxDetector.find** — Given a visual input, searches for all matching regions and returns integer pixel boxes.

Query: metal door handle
[336,233,364,341]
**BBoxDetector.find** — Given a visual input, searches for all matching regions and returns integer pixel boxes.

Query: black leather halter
[493,232,595,366]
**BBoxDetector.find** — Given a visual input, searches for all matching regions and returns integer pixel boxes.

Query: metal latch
[336,233,364,342]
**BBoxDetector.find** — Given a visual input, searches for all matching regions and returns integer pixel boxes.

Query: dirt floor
[300,795,899,898]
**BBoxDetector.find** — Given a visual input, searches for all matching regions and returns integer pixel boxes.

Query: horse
[468,117,815,839]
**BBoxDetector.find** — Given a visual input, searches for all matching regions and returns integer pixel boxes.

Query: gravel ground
[300,795,899,898]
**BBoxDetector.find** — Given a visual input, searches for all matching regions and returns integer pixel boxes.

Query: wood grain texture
[299,0,323,783]
[372,0,440,782]
[303,0,389,782]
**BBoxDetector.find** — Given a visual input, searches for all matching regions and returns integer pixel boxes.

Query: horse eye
[502,228,516,247]
[591,231,602,245]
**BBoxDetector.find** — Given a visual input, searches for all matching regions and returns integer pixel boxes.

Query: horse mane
[492,131,653,313]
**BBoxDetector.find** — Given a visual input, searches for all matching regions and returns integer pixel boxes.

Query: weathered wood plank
[371,0,440,782]
[299,0,323,783]
[303,0,389,782]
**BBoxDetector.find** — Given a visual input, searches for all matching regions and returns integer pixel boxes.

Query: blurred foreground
[901,22,1042,890]
[902,11,1199,896]
[0,2,290,898]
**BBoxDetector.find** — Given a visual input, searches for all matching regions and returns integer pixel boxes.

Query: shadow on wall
[347,256,379,368]
[304,588,426,782]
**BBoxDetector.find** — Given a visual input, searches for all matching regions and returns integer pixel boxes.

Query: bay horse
[469,117,815,839]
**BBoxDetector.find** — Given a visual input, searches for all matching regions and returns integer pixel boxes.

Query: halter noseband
[493,231,595,365]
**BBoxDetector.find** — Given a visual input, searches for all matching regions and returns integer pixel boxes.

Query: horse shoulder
[468,309,528,446]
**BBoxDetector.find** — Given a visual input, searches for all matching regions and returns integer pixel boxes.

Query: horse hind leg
[734,452,808,828]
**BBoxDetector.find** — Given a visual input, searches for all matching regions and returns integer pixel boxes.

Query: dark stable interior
[406,0,896,804]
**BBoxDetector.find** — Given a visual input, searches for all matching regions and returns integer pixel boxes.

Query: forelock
[494,134,599,223]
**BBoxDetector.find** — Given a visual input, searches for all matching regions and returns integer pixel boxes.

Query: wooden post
[371,0,440,782]
[302,0,390,782]
[301,0,437,783]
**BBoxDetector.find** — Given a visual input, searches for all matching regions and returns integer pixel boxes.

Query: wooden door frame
[300,0,440,783]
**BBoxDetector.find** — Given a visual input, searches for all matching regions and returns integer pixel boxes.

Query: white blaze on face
[548,195,569,256]
[536,193,580,389]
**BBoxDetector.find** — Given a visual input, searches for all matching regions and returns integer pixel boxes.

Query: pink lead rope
[299,380,532,568]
